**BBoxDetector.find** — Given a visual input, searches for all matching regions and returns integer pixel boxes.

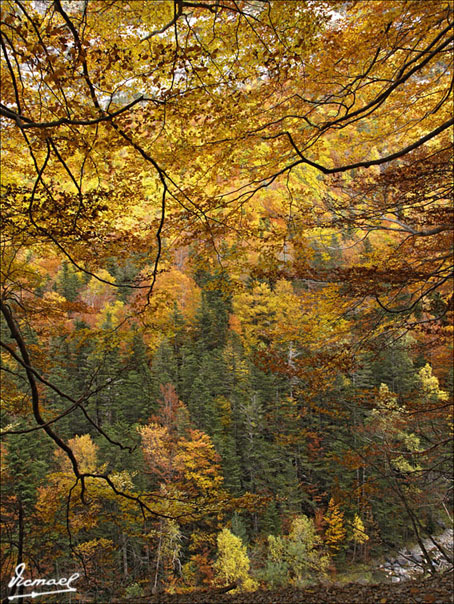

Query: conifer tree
[119,331,155,424]
[56,261,81,302]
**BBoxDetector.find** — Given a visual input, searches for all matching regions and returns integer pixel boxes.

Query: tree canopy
[1,0,452,600]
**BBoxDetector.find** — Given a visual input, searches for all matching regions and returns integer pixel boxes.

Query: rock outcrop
[377,528,454,582]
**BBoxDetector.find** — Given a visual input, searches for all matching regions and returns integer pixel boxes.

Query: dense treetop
[1,1,452,600]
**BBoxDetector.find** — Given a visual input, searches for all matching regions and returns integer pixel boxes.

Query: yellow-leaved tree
[351,514,369,561]
[213,528,258,593]
[262,515,330,587]
[324,498,347,554]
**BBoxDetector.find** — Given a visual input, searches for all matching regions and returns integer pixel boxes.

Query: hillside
[1,1,452,602]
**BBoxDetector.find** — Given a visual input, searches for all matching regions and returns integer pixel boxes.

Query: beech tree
[2,0,452,474]
[1,0,452,598]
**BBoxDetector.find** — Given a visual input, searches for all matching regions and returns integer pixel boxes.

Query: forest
[0,0,453,602]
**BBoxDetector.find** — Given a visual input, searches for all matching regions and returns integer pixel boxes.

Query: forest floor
[145,570,454,604]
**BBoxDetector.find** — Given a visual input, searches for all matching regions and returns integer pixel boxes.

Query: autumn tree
[261,515,330,587]
[324,498,347,555]
[1,0,452,597]
[213,528,258,592]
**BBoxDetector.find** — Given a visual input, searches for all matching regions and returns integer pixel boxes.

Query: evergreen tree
[119,331,155,424]
[45,319,95,438]
[55,261,81,302]
[370,338,418,396]
[3,426,52,585]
